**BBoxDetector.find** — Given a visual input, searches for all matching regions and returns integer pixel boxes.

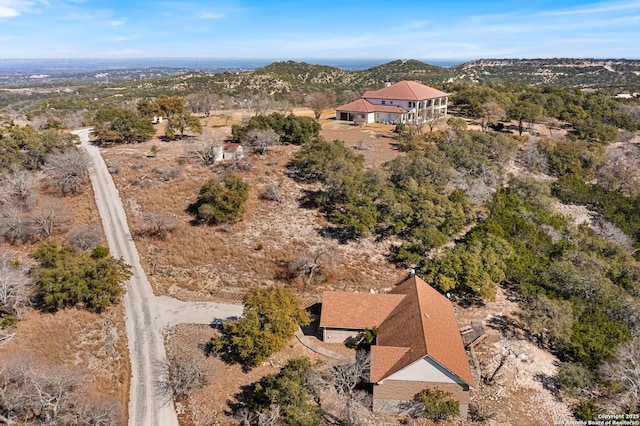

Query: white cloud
[109,19,125,26]
[108,34,138,42]
[0,5,20,17]
[0,0,36,18]
[200,10,223,19]
[544,0,640,16]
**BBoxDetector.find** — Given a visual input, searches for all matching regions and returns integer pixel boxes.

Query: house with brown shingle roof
[319,275,474,416]
[335,81,448,125]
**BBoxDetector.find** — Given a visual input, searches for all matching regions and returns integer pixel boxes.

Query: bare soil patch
[455,288,574,426]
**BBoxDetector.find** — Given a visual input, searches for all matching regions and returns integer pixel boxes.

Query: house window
[408,101,415,108]
[390,101,393,104]
[381,100,386,105]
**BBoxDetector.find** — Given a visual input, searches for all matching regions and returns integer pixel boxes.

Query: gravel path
[75,129,242,426]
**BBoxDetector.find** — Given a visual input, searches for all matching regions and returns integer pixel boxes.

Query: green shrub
[558,362,596,396]
[31,242,132,312]
[412,387,460,421]
[213,287,310,367]
[232,112,320,145]
[573,399,603,421]
[250,357,321,426]
[193,175,249,225]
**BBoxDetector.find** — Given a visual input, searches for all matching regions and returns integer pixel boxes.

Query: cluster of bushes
[0,124,78,171]
[423,182,639,376]
[537,138,605,180]
[292,137,470,246]
[231,112,320,145]
[552,175,640,251]
[31,242,132,313]
[211,287,309,368]
[450,83,640,142]
[91,106,155,144]
[291,130,519,262]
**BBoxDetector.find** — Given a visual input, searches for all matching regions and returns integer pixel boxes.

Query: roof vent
[424,313,430,319]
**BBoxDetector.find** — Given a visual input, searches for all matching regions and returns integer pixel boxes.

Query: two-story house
[335,80,448,125]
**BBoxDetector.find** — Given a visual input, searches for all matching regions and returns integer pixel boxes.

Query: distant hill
[204,59,452,95]
[3,58,640,114]
[451,58,640,89]
[202,58,640,95]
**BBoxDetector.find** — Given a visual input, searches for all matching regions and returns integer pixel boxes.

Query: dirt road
[75,129,242,426]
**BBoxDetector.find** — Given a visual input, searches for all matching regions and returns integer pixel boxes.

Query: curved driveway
[74,130,242,426]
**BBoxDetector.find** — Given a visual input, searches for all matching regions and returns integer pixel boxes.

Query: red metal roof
[363,80,448,101]
[223,143,240,150]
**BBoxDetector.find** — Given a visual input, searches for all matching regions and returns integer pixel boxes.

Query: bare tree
[425,114,446,133]
[33,197,68,238]
[260,182,283,203]
[590,215,636,252]
[187,142,222,166]
[0,252,30,319]
[154,347,208,403]
[187,128,224,165]
[185,92,218,116]
[251,94,274,116]
[242,128,280,156]
[0,204,34,244]
[154,358,206,402]
[42,148,89,195]
[0,165,33,204]
[596,143,640,197]
[480,101,506,132]
[306,91,336,121]
[519,137,549,174]
[309,350,372,426]
[66,225,103,251]
[138,211,178,239]
[601,336,640,410]
[0,354,122,425]
[288,247,329,287]
[257,404,281,426]
[340,89,360,104]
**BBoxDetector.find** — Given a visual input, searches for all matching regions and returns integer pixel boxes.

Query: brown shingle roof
[320,276,474,387]
[335,98,406,114]
[370,345,410,383]
[374,276,474,386]
[363,81,448,101]
[319,292,404,329]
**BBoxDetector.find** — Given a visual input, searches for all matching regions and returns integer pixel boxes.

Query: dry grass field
[1,173,129,422]
[100,113,408,304]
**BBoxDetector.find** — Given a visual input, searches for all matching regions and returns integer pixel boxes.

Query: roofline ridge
[405,80,420,100]
[413,277,430,357]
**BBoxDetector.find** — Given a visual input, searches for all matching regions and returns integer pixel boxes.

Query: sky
[0,0,639,61]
